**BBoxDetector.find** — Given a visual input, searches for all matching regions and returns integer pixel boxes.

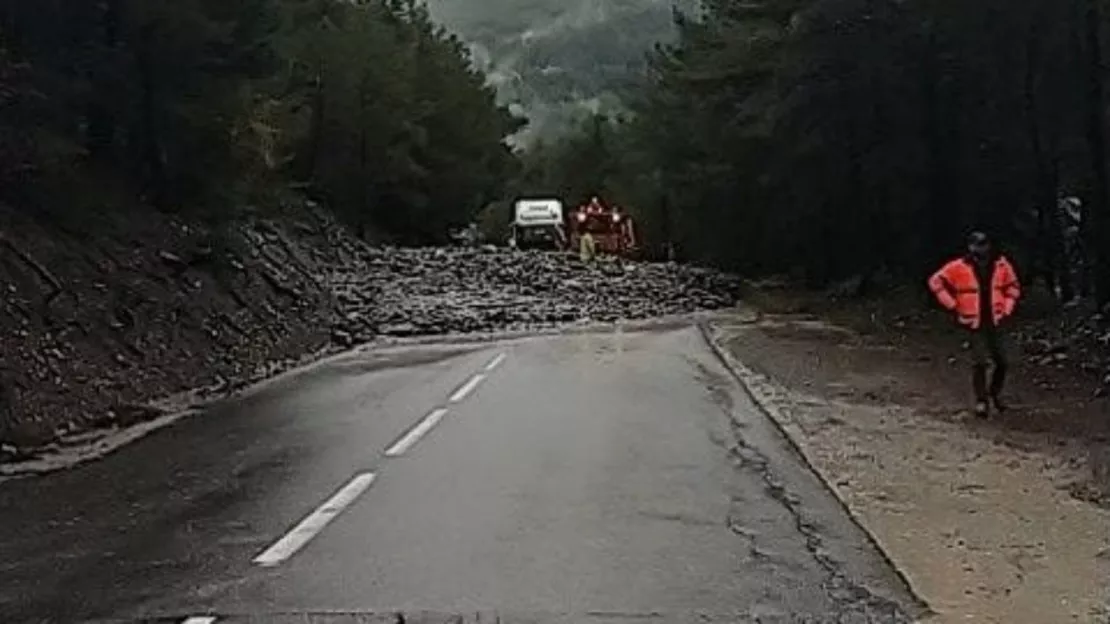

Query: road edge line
[253,472,377,567]
[696,320,936,622]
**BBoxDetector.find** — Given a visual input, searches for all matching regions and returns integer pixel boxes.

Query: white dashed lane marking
[448,373,486,403]
[484,352,507,372]
[182,617,217,624]
[385,351,505,457]
[385,408,449,457]
[252,472,377,567]
[248,350,508,573]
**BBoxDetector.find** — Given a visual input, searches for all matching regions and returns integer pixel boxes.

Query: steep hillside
[0,201,350,451]
[1,199,741,466]
[426,0,691,144]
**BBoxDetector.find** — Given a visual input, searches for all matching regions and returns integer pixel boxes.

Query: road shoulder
[703,308,1110,624]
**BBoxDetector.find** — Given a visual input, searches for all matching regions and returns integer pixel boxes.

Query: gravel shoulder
[706,302,1110,624]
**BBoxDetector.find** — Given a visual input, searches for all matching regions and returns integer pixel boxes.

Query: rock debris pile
[327,247,743,343]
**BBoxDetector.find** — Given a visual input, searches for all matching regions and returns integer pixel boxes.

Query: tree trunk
[133,24,166,206]
[921,26,959,274]
[1084,0,1110,304]
[660,191,675,261]
[302,66,325,182]
[1023,24,1064,298]
[358,78,369,238]
[85,0,120,159]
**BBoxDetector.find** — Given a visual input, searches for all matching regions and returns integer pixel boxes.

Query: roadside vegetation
[529,0,1110,304]
[1,0,524,451]
[509,0,1110,495]
[0,0,520,243]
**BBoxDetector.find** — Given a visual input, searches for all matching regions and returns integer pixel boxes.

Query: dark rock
[381,322,418,336]
[158,251,186,268]
[112,403,167,428]
[331,329,353,347]
[0,417,55,448]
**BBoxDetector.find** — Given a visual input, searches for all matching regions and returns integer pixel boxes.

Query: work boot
[974,401,989,418]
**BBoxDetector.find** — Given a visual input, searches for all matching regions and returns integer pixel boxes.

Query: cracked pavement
[0,325,925,623]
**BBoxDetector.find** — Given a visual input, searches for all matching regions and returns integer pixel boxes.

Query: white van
[509,198,566,250]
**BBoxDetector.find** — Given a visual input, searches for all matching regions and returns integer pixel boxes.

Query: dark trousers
[969,327,1007,402]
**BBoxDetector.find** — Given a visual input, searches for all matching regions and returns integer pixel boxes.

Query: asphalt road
[0,324,924,623]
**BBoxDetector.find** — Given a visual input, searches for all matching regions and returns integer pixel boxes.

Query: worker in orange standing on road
[928,231,1022,418]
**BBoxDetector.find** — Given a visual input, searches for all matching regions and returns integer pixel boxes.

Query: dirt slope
[1,201,742,460]
[0,201,349,453]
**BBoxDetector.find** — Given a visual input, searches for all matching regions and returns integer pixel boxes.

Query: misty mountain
[425,0,689,145]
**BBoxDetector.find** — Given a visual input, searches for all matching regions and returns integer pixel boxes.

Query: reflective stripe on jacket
[927,256,1021,329]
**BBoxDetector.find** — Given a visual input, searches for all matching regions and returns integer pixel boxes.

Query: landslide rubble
[328,247,742,341]
[1,202,741,457]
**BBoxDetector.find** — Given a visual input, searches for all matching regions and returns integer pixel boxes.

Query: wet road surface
[0,325,924,623]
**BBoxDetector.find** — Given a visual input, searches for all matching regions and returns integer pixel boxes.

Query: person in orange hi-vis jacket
[927,231,1022,418]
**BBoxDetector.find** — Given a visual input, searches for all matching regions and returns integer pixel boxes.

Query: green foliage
[475,199,511,243]
[526,0,1110,299]
[0,0,521,241]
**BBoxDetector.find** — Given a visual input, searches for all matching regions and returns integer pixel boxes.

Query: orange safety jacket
[927,255,1021,329]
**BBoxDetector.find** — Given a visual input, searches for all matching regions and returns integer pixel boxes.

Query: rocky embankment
[1018,304,1110,398]
[0,201,741,458]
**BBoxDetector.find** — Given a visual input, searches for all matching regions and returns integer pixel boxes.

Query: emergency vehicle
[568,196,638,257]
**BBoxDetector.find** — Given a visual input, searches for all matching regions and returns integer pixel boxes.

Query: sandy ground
[707,304,1110,624]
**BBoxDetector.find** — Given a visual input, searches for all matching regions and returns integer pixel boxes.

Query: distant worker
[579,230,596,263]
[927,231,1022,418]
